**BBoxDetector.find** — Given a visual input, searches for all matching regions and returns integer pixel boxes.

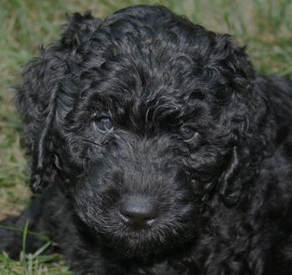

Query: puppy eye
[181,126,199,143]
[93,117,114,134]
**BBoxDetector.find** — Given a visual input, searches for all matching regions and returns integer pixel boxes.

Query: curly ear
[210,34,275,206]
[16,54,64,192]
[218,93,275,207]
[16,12,101,192]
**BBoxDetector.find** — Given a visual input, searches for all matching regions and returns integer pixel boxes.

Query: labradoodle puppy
[1,5,292,275]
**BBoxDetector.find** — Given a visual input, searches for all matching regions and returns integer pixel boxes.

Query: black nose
[119,196,158,228]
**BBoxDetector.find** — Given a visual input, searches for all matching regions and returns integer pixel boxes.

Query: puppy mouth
[94,202,196,258]
[74,167,198,257]
[75,191,196,258]
[97,221,195,259]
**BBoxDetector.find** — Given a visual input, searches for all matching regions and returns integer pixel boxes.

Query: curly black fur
[1,5,292,274]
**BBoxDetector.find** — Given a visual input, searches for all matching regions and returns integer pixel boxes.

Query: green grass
[0,0,291,273]
[0,221,70,274]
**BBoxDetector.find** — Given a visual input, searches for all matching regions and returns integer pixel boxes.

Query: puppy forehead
[84,52,198,118]
[80,6,211,79]
[83,31,205,104]
[68,8,219,121]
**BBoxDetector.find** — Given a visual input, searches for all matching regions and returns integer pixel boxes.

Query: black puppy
[1,5,292,275]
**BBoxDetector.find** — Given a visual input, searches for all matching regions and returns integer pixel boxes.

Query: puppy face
[17,6,271,257]
[62,35,218,256]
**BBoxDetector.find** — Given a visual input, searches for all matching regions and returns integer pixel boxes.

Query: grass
[0,221,70,274]
[0,0,291,273]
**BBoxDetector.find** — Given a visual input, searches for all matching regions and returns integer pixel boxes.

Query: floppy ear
[219,109,275,207]
[16,12,101,192]
[16,50,66,193]
[208,34,275,206]
[219,137,272,207]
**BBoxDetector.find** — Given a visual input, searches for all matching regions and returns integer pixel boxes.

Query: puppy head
[17,5,273,257]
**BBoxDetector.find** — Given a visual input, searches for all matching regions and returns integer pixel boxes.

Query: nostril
[119,196,158,228]
[121,207,156,222]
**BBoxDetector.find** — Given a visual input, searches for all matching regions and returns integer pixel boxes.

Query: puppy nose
[119,196,158,228]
